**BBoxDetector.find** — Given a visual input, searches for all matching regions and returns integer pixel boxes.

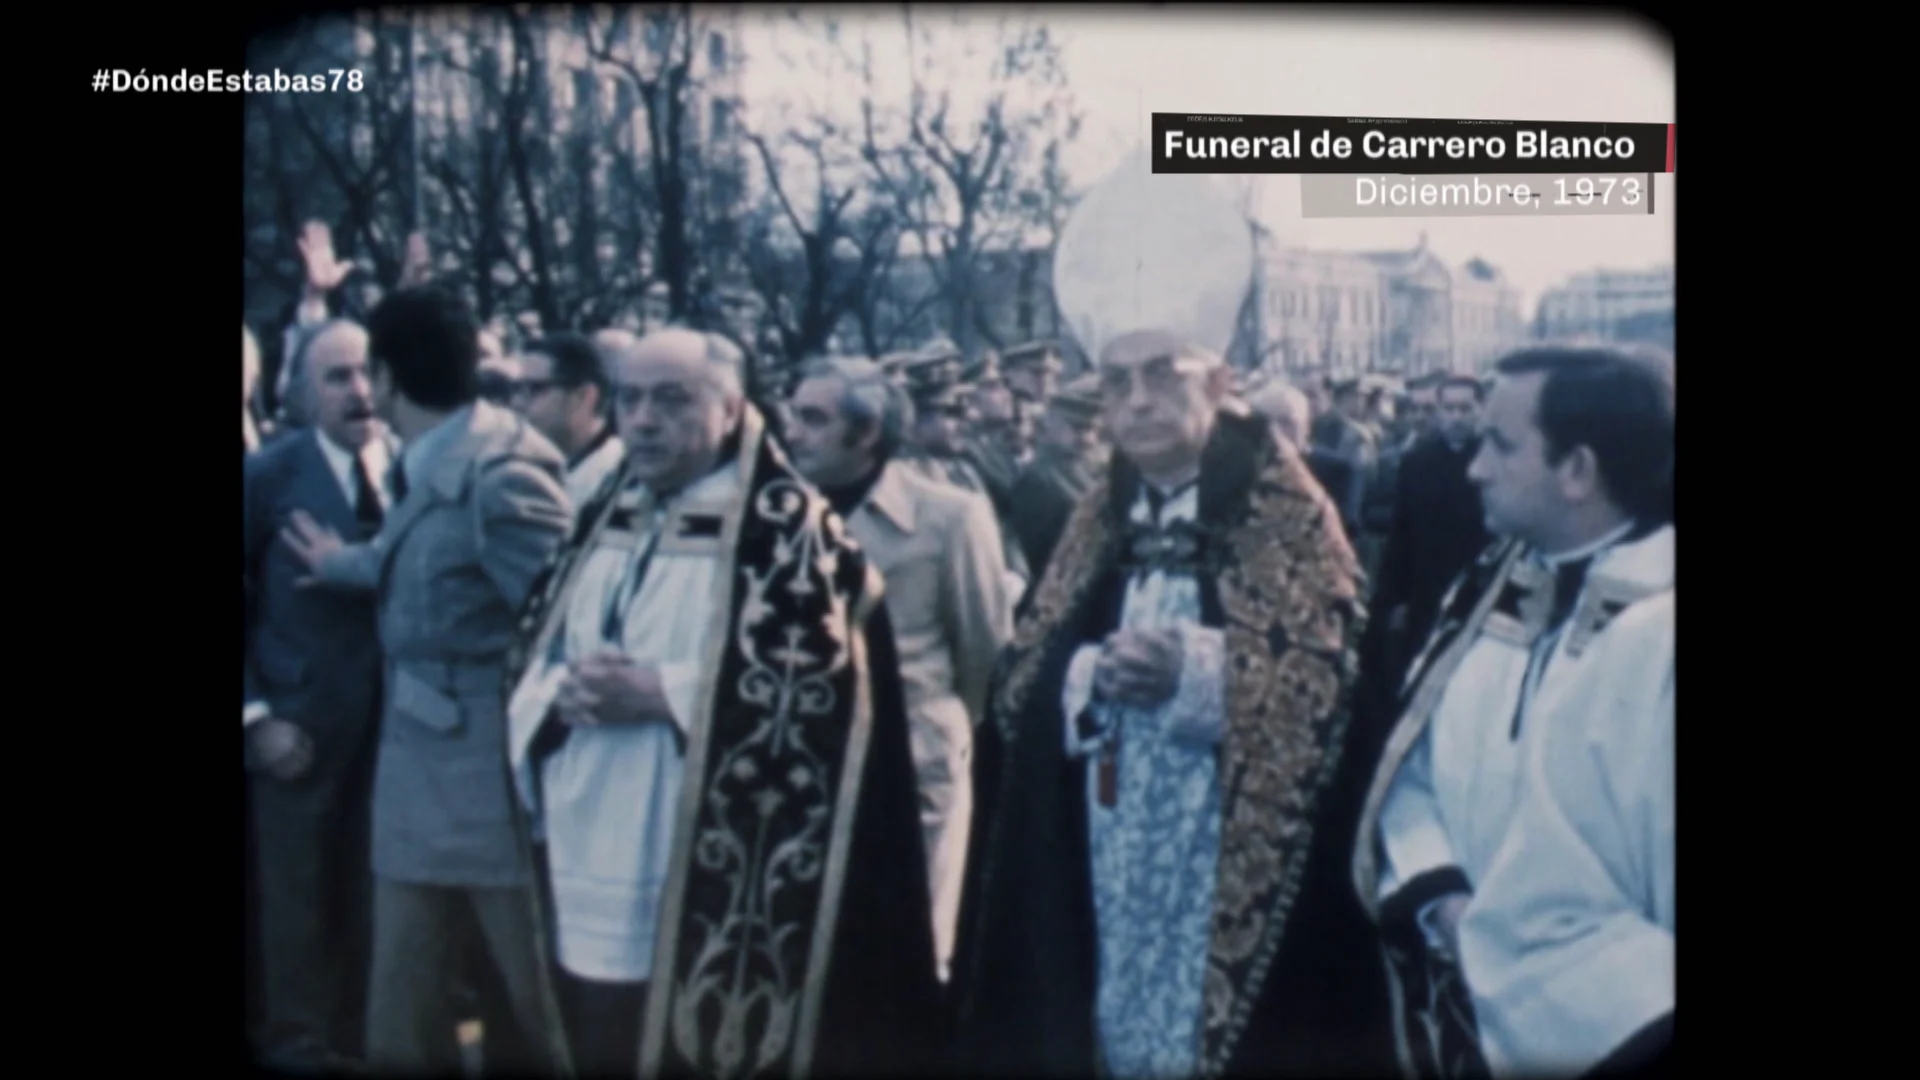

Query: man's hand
[1430,893,1472,958]
[398,232,432,288]
[280,510,346,586]
[296,220,355,297]
[558,650,672,727]
[1093,629,1183,709]
[248,718,314,781]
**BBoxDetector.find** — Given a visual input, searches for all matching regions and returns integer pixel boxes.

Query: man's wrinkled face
[1099,331,1229,476]
[1467,372,1563,543]
[307,324,377,449]
[785,376,873,488]
[1439,385,1481,445]
[613,341,742,491]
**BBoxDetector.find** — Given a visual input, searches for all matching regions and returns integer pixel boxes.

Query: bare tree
[856,10,1080,357]
[587,5,713,323]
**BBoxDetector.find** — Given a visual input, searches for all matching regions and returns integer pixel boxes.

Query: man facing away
[509,332,626,513]
[953,161,1392,1077]
[502,329,945,1077]
[1351,345,1675,1079]
[243,319,395,1071]
[280,286,575,1076]
[785,356,1015,986]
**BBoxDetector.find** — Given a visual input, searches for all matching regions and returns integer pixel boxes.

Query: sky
[736,6,1674,313]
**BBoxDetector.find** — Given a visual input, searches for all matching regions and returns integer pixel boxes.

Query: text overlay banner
[1300,173,1656,218]
[1152,114,1671,174]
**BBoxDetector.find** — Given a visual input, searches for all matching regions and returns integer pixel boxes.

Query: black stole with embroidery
[505,417,920,1079]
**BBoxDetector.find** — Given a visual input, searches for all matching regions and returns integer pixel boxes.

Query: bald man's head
[1247,382,1310,450]
[613,327,747,492]
[296,320,377,449]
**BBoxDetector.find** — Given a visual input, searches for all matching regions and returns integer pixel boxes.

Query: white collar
[1537,519,1638,569]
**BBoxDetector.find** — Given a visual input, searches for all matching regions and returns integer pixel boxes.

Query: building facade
[1533,266,1675,349]
[1251,231,1525,379]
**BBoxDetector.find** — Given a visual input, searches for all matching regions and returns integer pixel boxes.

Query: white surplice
[1457,589,1674,1077]
[564,433,626,515]
[1057,484,1229,1079]
[1374,523,1673,943]
[505,465,737,983]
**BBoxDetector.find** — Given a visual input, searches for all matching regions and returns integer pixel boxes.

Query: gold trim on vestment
[970,422,1366,1074]
[638,408,763,1074]
[1350,543,1525,924]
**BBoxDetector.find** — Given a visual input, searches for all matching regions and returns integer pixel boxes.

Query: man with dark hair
[1366,374,1494,699]
[512,333,624,512]
[785,355,1014,987]
[280,285,575,1075]
[1353,345,1674,1078]
[1312,377,1377,538]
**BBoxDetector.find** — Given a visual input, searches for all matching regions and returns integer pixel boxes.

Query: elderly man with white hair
[503,327,944,1077]
[1247,379,1362,542]
[952,158,1393,1078]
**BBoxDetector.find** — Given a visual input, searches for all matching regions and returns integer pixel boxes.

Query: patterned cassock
[505,406,943,1079]
[950,410,1397,1078]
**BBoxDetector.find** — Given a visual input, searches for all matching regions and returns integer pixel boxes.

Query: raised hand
[296,220,356,297]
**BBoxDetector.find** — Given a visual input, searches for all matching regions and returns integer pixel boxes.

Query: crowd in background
[244,212,1671,1079]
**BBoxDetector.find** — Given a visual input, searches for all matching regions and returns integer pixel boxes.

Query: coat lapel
[297,430,361,536]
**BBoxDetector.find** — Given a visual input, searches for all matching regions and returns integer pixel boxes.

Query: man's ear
[1555,444,1604,502]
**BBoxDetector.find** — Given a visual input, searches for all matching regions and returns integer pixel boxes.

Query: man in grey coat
[283,286,575,1075]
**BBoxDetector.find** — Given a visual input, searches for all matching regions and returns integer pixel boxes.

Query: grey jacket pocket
[392,666,465,734]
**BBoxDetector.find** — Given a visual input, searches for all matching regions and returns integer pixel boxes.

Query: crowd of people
[244,167,1674,1079]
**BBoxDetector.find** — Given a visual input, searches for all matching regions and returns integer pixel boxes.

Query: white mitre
[1053,151,1257,364]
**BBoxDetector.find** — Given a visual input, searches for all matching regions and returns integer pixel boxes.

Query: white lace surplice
[1060,485,1228,1079]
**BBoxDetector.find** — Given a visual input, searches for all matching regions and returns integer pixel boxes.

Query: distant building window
[711,99,733,142]
[709,31,728,70]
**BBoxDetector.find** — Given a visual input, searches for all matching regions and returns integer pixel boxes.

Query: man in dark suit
[1368,374,1493,697]
[282,287,574,1075]
[243,318,396,1071]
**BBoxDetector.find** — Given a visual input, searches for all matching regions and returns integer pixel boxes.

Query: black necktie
[389,460,410,505]
[353,454,385,529]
